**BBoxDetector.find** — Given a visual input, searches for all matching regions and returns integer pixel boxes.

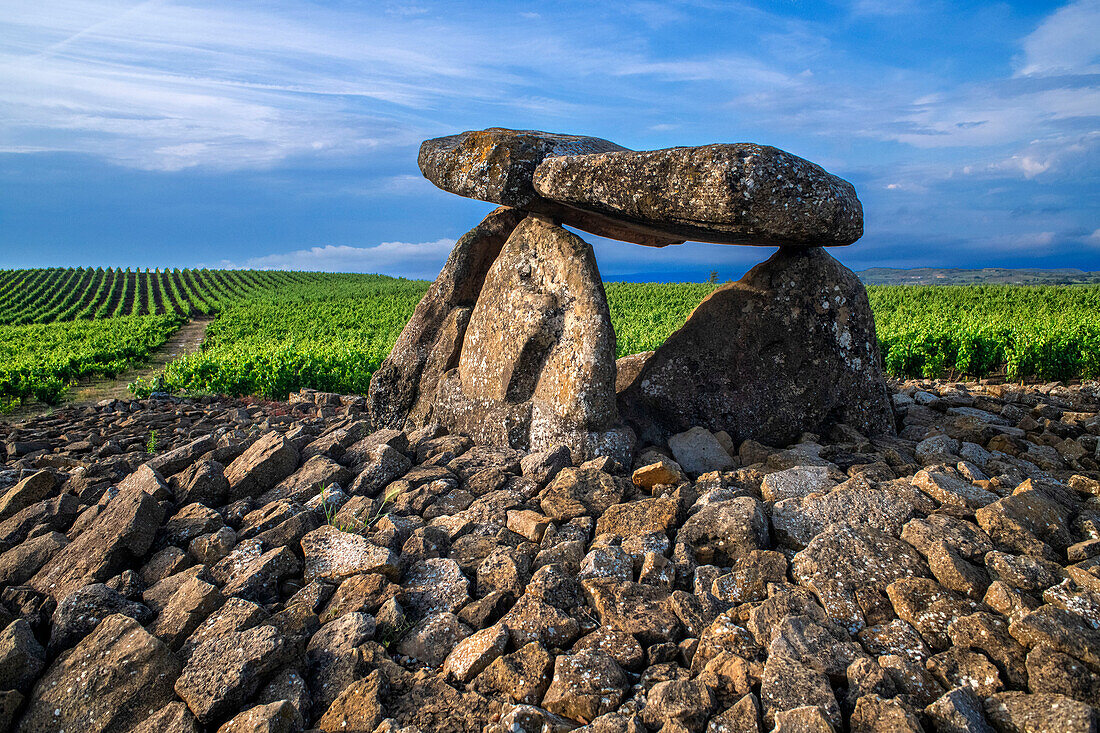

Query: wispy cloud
[215,239,455,279]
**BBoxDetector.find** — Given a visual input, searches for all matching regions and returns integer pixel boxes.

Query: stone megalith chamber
[368,127,893,463]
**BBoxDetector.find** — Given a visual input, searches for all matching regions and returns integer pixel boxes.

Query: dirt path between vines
[5,317,212,422]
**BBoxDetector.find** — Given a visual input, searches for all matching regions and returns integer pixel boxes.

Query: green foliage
[868,285,1100,381]
[146,429,159,455]
[0,314,183,405]
[3,266,1099,408]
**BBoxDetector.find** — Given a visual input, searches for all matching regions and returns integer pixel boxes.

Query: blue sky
[1,0,1098,281]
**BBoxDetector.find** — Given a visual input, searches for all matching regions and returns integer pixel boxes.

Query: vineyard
[0,267,337,324]
[2,267,1099,409]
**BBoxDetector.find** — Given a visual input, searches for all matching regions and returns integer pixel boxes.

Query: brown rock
[317,669,385,733]
[0,618,45,692]
[300,525,400,583]
[17,614,182,733]
[1026,645,1100,704]
[418,127,680,247]
[619,248,892,447]
[473,641,553,704]
[541,649,629,723]
[368,207,526,430]
[0,469,55,521]
[226,433,299,502]
[174,625,289,724]
[532,142,863,247]
[677,497,769,566]
[430,216,633,464]
[984,691,1096,732]
[642,678,717,730]
[216,701,300,733]
[131,701,200,733]
[30,482,164,599]
[541,467,628,521]
[0,530,67,585]
[582,579,682,646]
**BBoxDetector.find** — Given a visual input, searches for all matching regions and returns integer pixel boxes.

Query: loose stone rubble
[373,127,890,458]
[2,378,1099,731]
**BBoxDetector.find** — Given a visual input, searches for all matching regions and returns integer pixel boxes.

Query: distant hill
[858,267,1100,286]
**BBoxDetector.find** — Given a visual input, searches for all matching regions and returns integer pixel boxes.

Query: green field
[1,267,1099,409]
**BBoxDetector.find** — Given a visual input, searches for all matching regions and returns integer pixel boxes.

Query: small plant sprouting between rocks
[319,483,402,534]
[145,429,159,455]
[379,617,417,652]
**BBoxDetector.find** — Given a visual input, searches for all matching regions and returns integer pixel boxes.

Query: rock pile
[369,128,892,464]
[1,379,1099,731]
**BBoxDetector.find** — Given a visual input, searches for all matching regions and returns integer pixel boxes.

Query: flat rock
[619,248,893,447]
[419,128,679,247]
[174,625,289,724]
[300,524,400,582]
[17,614,182,733]
[533,142,863,247]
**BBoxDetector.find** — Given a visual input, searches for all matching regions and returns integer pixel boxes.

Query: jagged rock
[582,579,682,645]
[50,582,153,653]
[760,651,840,728]
[984,691,1096,732]
[258,455,351,505]
[1009,604,1100,671]
[217,700,300,733]
[301,525,400,582]
[402,558,471,618]
[369,207,526,430]
[0,493,78,553]
[924,687,993,733]
[0,529,67,585]
[667,427,734,477]
[771,485,916,548]
[30,483,164,599]
[541,649,629,724]
[542,467,628,522]
[17,614,182,733]
[791,524,928,633]
[0,618,44,692]
[1026,644,1100,704]
[444,623,510,683]
[0,469,55,521]
[132,701,201,733]
[395,612,471,667]
[619,248,892,447]
[316,669,385,733]
[678,497,768,566]
[850,695,922,733]
[225,433,299,502]
[430,216,633,464]
[761,466,837,503]
[175,625,290,724]
[172,459,230,507]
[887,578,982,651]
[150,577,225,651]
[926,647,1003,697]
[473,641,554,704]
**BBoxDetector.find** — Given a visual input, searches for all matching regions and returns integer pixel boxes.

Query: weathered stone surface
[532,142,863,247]
[300,525,400,582]
[667,427,734,477]
[17,614,182,733]
[0,618,44,692]
[984,691,1096,733]
[582,579,682,645]
[216,700,300,733]
[924,687,993,733]
[50,582,153,653]
[430,216,633,464]
[402,558,471,617]
[0,529,66,585]
[444,622,510,683]
[395,611,471,667]
[542,467,627,521]
[131,702,201,733]
[30,483,164,599]
[419,128,681,247]
[0,469,55,521]
[619,248,893,446]
[369,206,526,430]
[175,625,289,724]
[679,497,769,566]
[541,649,628,724]
[473,641,554,704]
[225,433,299,502]
[791,524,928,633]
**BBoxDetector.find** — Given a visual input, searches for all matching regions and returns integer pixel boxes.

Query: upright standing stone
[368,207,525,430]
[431,215,633,464]
[619,247,893,446]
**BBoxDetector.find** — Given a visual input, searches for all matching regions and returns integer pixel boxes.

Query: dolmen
[368,128,894,466]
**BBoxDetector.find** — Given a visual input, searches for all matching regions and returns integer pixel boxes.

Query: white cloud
[1088,229,1100,246]
[217,239,455,279]
[1018,0,1100,76]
